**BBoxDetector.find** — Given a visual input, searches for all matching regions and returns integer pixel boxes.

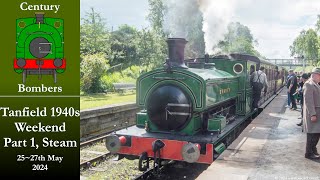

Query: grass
[80,91,136,110]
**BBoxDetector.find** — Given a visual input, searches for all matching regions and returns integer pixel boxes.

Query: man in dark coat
[303,67,320,159]
[285,71,293,107]
[287,70,298,110]
[251,66,268,109]
[297,73,309,126]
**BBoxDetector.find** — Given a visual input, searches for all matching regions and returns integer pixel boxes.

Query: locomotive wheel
[138,152,149,171]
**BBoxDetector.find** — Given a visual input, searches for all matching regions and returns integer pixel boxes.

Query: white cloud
[232,0,320,58]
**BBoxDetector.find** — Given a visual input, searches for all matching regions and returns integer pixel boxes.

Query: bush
[101,72,135,91]
[121,65,147,79]
[100,65,148,91]
[294,66,316,73]
[80,53,109,93]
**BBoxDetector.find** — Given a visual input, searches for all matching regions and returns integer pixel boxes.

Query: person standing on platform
[251,66,268,109]
[303,67,320,159]
[297,73,309,127]
[287,70,298,110]
[285,70,293,108]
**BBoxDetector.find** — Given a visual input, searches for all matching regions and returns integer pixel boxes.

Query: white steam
[163,0,200,38]
[199,0,237,54]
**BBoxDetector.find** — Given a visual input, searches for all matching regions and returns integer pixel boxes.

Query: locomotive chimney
[204,53,209,63]
[35,12,45,24]
[166,38,188,68]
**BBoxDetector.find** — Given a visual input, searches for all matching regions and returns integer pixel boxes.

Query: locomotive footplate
[111,112,255,164]
[116,114,253,144]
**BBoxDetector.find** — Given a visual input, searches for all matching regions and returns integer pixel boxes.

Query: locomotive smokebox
[166,38,188,68]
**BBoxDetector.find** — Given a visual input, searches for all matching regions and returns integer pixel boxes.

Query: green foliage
[101,65,148,91]
[316,15,320,33]
[80,8,169,95]
[184,10,206,58]
[147,0,166,36]
[135,28,167,69]
[218,22,259,56]
[80,53,109,93]
[80,8,264,98]
[147,0,205,58]
[294,66,315,73]
[108,25,167,71]
[80,8,110,56]
[101,72,130,91]
[290,29,318,60]
[122,65,145,79]
[109,25,139,68]
[290,17,320,65]
[225,22,254,43]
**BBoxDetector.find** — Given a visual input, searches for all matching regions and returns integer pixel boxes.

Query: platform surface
[197,90,320,180]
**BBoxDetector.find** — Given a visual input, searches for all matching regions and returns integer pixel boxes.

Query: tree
[290,29,319,64]
[109,25,139,68]
[135,28,166,69]
[303,29,318,60]
[146,0,167,68]
[147,0,205,58]
[80,8,110,56]
[316,15,320,63]
[184,10,205,58]
[147,0,167,36]
[218,22,260,56]
[316,15,320,33]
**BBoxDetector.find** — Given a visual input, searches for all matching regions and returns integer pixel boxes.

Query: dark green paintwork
[135,56,258,135]
[214,143,226,154]
[137,67,238,111]
[207,115,227,132]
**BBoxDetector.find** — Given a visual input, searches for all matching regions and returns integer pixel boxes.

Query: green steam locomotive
[106,38,285,171]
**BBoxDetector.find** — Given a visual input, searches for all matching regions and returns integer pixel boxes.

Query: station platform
[197,90,320,180]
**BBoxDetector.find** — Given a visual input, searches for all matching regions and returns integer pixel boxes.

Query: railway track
[133,168,154,180]
[80,152,111,169]
[80,134,157,179]
[132,162,209,180]
[80,135,113,170]
[80,133,110,148]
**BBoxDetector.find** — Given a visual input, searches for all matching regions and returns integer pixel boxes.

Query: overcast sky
[80,0,320,59]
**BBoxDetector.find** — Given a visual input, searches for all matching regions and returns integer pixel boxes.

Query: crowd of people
[251,67,320,160]
[285,68,320,160]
